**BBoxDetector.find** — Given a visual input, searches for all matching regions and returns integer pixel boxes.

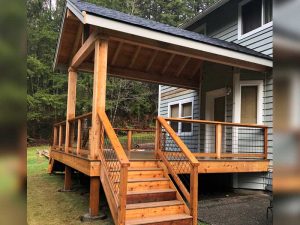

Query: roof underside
[54,0,272,89]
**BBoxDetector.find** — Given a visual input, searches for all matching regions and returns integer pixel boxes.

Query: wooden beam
[50,150,101,176]
[108,66,199,90]
[76,119,82,155]
[189,61,203,79]
[111,41,123,66]
[66,9,77,20]
[109,36,269,72]
[65,68,77,152]
[129,46,141,68]
[146,50,158,72]
[190,166,198,225]
[69,24,84,65]
[70,31,99,68]
[90,38,109,159]
[176,57,190,77]
[89,177,100,217]
[162,54,175,75]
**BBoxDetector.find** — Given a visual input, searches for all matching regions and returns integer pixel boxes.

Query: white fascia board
[53,7,67,71]
[66,1,85,23]
[84,13,273,68]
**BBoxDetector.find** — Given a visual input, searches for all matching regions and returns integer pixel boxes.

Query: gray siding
[159,0,273,190]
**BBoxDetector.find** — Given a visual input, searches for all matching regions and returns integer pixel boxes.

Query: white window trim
[194,23,207,35]
[238,0,273,40]
[237,80,264,125]
[167,97,194,136]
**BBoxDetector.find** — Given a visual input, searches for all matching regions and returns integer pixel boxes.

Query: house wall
[159,0,273,189]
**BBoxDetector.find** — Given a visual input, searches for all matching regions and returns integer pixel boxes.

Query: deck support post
[89,177,100,217]
[64,165,72,191]
[90,37,108,159]
[65,67,77,153]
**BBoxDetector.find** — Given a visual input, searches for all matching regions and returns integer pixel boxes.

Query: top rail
[68,112,92,122]
[114,128,155,132]
[157,116,199,166]
[165,117,268,128]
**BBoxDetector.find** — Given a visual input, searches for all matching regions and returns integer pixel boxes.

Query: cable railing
[114,128,155,156]
[164,117,268,159]
[156,116,199,225]
[98,111,130,225]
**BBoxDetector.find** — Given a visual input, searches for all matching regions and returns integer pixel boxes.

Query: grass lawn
[27,146,113,225]
[27,146,207,225]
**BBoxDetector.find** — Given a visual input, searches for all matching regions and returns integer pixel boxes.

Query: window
[238,0,273,39]
[168,99,193,134]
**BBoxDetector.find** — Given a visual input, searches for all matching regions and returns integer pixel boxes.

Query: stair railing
[98,111,130,225]
[156,116,200,225]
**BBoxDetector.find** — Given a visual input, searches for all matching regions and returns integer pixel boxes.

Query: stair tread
[125,214,192,225]
[115,177,169,183]
[126,200,183,210]
[127,189,175,195]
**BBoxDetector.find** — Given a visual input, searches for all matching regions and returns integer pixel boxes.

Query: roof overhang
[54,1,272,89]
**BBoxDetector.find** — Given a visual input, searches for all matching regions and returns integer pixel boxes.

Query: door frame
[205,88,227,153]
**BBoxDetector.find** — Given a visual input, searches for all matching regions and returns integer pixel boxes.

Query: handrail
[156,116,199,225]
[157,117,199,166]
[99,111,130,166]
[68,112,92,122]
[165,117,268,128]
[98,111,129,225]
[53,120,66,126]
[114,128,155,132]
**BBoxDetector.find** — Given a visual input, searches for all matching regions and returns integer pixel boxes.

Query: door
[214,96,226,122]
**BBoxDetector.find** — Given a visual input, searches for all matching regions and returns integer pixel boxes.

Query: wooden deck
[50,149,269,175]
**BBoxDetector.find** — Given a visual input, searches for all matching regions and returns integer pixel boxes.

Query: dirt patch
[198,193,272,225]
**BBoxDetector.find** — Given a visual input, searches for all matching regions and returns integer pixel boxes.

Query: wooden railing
[98,111,130,225]
[52,121,66,151]
[156,116,200,225]
[164,117,269,159]
[114,128,155,155]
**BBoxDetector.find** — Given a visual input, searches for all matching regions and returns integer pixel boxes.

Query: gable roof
[68,0,271,61]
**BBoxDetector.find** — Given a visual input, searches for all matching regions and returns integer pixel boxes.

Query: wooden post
[190,166,198,225]
[264,127,268,160]
[65,68,77,153]
[53,126,58,146]
[127,130,132,151]
[118,165,128,225]
[58,125,63,149]
[90,37,108,159]
[155,119,162,159]
[89,177,100,217]
[77,119,82,155]
[216,124,222,159]
[64,166,72,190]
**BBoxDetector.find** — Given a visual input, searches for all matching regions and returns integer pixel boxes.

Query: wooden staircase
[123,159,193,225]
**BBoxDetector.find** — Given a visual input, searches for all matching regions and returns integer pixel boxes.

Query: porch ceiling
[54,0,273,90]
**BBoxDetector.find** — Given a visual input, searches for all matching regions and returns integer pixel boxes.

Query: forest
[27,0,217,142]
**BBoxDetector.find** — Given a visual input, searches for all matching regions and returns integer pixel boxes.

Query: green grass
[27,146,113,225]
[27,146,208,225]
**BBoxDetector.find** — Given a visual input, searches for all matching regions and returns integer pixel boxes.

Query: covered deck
[50,1,272,224]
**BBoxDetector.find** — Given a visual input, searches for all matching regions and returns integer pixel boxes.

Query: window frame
[168,97,194,136]
[238,0,273,40]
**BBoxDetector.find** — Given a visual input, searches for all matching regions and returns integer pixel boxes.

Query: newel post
[65,67,77,153]
[155,119,162,159]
